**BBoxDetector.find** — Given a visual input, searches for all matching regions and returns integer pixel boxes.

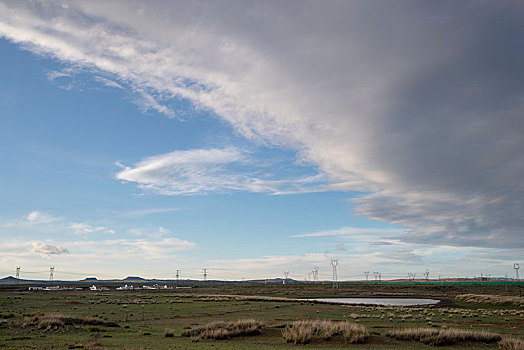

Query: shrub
[164,330,174,337]
[182,319,263,341]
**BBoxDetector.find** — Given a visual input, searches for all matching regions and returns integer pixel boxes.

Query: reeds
[387,327,501,346]
[182,319,263,341]
[281,319,367,344]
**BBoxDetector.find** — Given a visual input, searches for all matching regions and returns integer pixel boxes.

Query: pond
[303,298,440,306]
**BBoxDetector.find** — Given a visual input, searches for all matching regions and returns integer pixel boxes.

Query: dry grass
[281,319,367,345]
[339,321,368,344]
[499,337,524,350]
[456,294,524,308]
[182,319,263,341]
[387,327,501,346]
[23,314,119,331]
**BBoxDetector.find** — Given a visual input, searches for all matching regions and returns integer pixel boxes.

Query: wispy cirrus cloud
[1,211,61,229]
[115,147,329,195]
[70,223,115,235]
[292,226,406,238]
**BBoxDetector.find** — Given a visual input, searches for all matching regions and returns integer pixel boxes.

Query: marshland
[0,282,522,349]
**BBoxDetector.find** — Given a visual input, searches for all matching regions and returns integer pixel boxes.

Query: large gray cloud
[0,1,523,248]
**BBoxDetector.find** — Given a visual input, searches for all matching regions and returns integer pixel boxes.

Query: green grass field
[0,283,522,349]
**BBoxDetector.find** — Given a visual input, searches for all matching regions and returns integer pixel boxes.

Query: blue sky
[0,1,522,281]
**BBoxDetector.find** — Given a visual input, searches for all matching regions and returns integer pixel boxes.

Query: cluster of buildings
[28,284,191,291]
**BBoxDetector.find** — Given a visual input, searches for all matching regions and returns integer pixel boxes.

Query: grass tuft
[281,319,367,344]
[23,313,119,331]
[456,294,524,308]
[182,319,263,341]
[499,337,524,350]
[387,327,501,346]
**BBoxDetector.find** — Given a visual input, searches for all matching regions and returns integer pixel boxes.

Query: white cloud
[115,147,328,195]
[0,211,61,229]
[1,1,524,249]
[30,242,69,257]
[26,211,59,224]
[70,222,115,235]
[292,226,406,238]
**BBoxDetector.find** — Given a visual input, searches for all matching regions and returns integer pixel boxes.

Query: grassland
[0,282,522,349]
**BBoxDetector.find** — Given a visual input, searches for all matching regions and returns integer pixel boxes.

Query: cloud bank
[1,1,523,248]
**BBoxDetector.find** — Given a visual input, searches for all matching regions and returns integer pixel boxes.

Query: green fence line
[340,281,524,286]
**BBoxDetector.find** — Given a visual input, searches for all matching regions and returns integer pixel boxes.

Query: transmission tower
[515,263,520,281]
[331,259,339,289]
[378,272,382,282]
[49,266,55,282]
[16,266,20,284]
[424,269,430,281]
[283,271,289,284]
[364,271,369,282]
[313,266,319,282]
[202,269,207,282]
[373,271,379,282]
[176,269,180,283]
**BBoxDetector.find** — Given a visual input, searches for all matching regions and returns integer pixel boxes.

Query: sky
[0,0,522,281]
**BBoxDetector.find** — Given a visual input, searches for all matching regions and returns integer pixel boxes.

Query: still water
[304,298,440,306]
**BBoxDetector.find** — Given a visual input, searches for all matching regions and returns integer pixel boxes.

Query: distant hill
[0,276,18,282]
[81,277,98,282]
[0,276,46,285]
[123,276,146,281]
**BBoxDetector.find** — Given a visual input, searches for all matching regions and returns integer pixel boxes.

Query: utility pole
[283,271,289,285]
[16,266,20,284]
[49,266,55,282]
[331,259,338,289]
[202,269,207,283]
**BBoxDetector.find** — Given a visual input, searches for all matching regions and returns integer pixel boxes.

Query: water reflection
[304,298,440,306]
